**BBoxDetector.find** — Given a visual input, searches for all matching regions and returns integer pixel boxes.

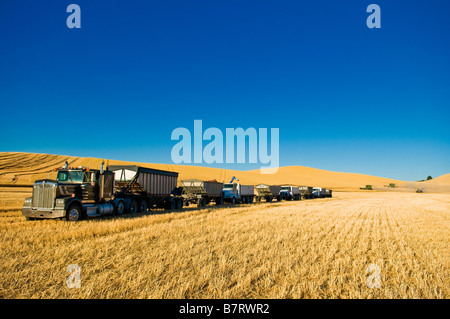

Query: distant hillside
[424,174,450,184]
[0,152,449,193]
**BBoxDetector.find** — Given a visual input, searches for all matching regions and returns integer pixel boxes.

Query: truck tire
[129,200,138,214]
[197,197,206,208]
[139,200,147,213]
[266,196,272,203]
[176,199,183,210]
[115,200,125,215]
[231,197,236,205]
[65,204,83,222]
[215,197,223,206]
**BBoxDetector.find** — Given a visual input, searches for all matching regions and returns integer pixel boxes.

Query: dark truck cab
[22,166,115,221]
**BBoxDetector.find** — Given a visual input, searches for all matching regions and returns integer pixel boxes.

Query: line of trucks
[22,164,333,221]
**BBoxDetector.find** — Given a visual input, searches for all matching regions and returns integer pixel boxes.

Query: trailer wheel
[65,204,83,222]
[25,216,36,221]
[215,197,223,206]
[139,200,148,213]
[197,197,206,208]
[129,200,138,214]
[170,199,177,210]
[176,199,183,210]
[115,200,125,215]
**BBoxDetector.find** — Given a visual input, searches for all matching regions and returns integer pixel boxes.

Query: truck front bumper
[22,207,65,219]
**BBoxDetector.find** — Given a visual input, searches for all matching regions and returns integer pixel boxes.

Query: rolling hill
[0,152,449,193]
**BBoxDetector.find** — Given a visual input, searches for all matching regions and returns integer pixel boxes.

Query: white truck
[222,183,255,204]
[312,187,327,198]
[279,185,300,200]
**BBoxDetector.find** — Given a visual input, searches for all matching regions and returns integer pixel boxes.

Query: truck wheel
[139,200,147,213]
[176,199,183,210]
[115,200,125,215]
[215,197,223,206]
[231,197,236,205]
[129,200,138,214]
[197,197,206,208]
[65,204,83,222]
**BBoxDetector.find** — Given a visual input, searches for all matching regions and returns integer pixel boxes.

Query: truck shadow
[86,201,275,222]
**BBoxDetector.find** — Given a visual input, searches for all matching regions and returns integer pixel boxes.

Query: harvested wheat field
[0,191,448,299]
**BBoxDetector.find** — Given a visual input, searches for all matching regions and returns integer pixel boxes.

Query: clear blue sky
[0,0,449,181]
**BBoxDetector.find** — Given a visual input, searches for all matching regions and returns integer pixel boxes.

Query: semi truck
[176,179,223,207]
[222,183,255,204]
[278,185,301,200]
[299,186,313,199]
[254,184,282,202]
[22,164,182,221]
[312,187,326,198]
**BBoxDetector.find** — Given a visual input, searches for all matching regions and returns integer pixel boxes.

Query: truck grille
[32,181,56,209]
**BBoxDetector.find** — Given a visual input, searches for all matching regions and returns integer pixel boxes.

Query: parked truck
[176,179,223,207]
[254,184,282,202]
[222,183,255,204]
[312,187,326,198]
[22,164,182,221]
[278,185,301,200]
[299,186,313,199]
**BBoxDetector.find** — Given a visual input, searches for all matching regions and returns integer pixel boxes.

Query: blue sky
[0,0,449,181]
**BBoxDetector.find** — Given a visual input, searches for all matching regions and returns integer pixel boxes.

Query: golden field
[0,191,448,298]
[0,152,449,299]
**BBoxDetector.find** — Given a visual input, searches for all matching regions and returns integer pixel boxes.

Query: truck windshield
[281,186,290,190]
[223,184,234,189]
[57,171,84,183]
